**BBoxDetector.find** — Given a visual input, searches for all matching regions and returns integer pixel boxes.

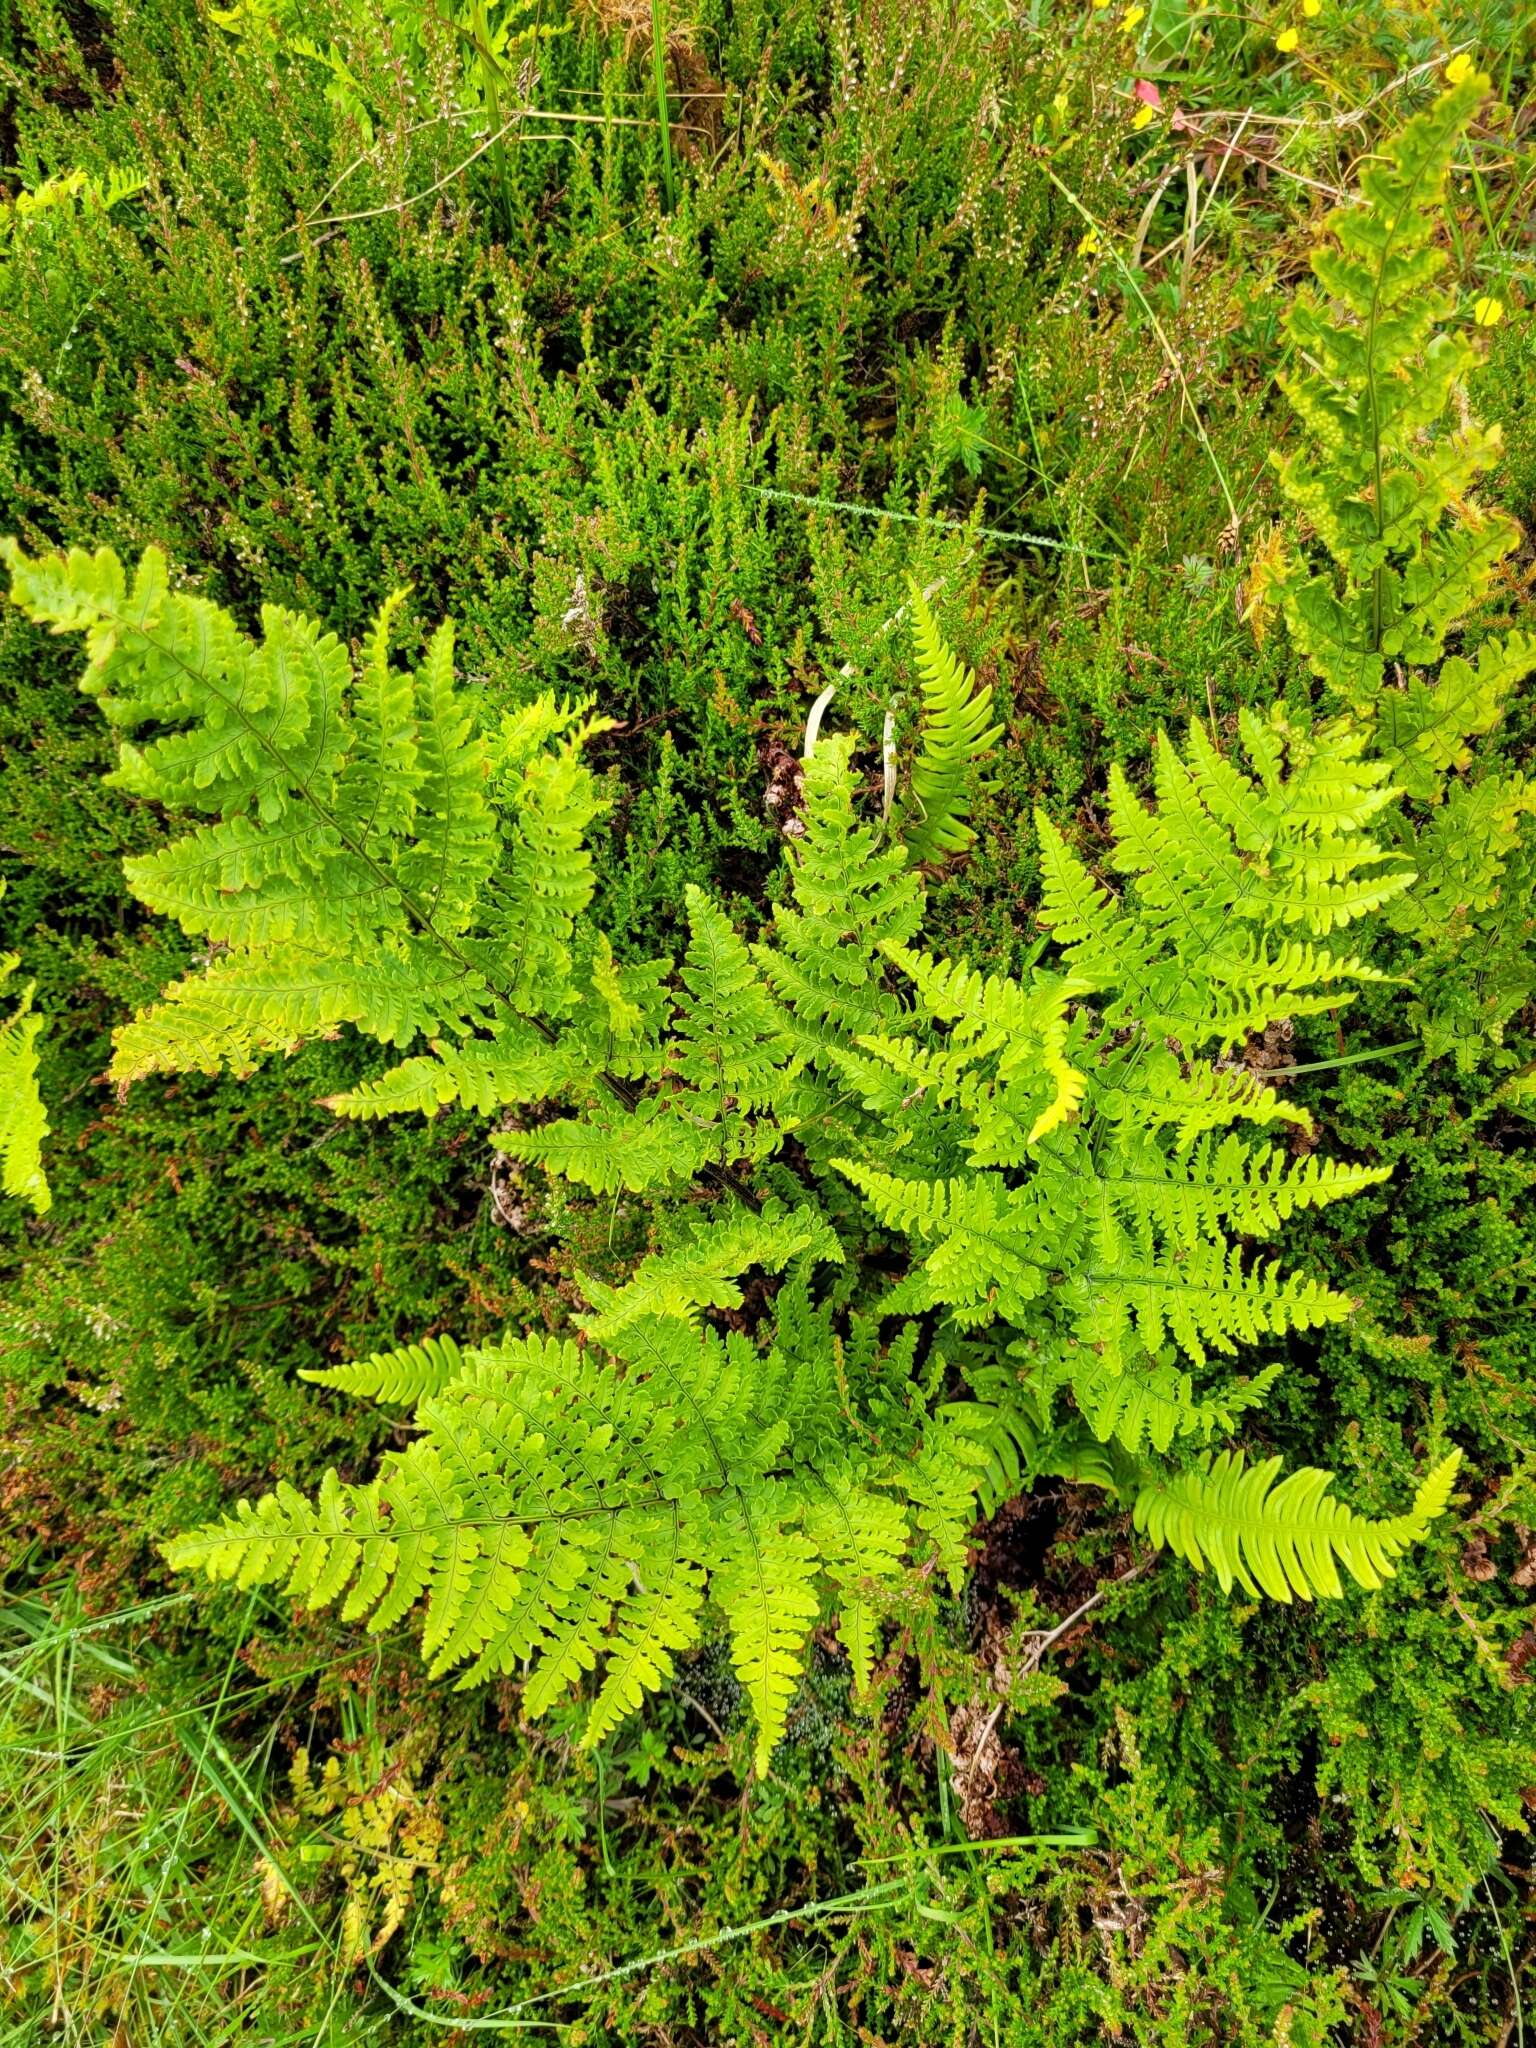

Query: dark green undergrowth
[2,0,1533,2040]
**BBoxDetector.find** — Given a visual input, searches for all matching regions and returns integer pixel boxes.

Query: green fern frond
[1,541,612,1094]
[1132,1447,1462,1601]
[1035,714,1408,1050]
[757,736,923,1043]
[0,898,50,1213]
[301,1331,480,1406]
[322,1028,590,1120]
[1270,72,1536,729]
[577,1202,840,1341]
[1076,1232,1355,1368]
[168,1285,975,1770]
[897,587,1004,864]
[497,1097,722,1195]
[672,885,793,1117]
[1052,1131,1388,1241]
[1059,1348,1284,1458]
[714,1486,824,1770]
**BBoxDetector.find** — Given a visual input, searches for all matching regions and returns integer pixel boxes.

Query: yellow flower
[1122,3,1146,26]
[1077,227,1102,256]
[1472,295,1504,327]
[1301,0,1320,15]
[1444,52,1474,84]
[1130,102,1155,129]
[1091,0,1110,11]
[1275,25,1300,51]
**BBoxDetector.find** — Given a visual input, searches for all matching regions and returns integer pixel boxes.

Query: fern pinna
[6,540,1460,1766]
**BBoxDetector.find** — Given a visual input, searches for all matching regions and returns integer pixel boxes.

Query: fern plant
[1262,70,1536,1062]
[7,539,1462,1765]
[1269,70,1535,747]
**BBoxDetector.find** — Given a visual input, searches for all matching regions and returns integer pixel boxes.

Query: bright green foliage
[14,539,1460,1745]
[1035,709,1408,1049]
[897,588,1003,862]
[499,739,925,1190]
[1266,75,1536,1069]
[0,163,145,264]
[171,1261,984,1772]
[575,1204,841,1342]
[1,542,610,1089]
[0,540,1469,1797]
[1131,1447,1461,1602]
[0,884,50,1214]
[760,735,926,1044]
[1272,73,1535,731]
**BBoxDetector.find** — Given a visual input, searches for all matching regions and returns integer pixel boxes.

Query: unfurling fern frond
[1132,1447,1461,1601]
[0,886,50,1214]
[897,587,1004,863]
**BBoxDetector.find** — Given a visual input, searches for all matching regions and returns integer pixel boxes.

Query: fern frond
[0,927,50,1214]
[577,1202,839,1341]
[1059,1131,1388,1242]
[169,1287,954,1768]
[1133,1447,1462,1600]
[322,1028,590,1120]
[1375,631,1536,801]
[758,736,923,1042]
[497,1098,722,1194]
[302,1332,480,1406]
[1077,1233,1354,1368]
[1063,1349,1284,1458]
[393,621,496,938]
[714,1488,823,1772]
[672,885,792,1117]
[1035,715,1407,1050]
[111,944,490,1082]
[799,1466,910,1695]
[492,716,609,1012]
[898,587,1004,863]
[2,543,618,1095]
[1270,74,1524,724]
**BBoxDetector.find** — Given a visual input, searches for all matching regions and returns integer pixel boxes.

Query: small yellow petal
[1274,25,1300,51]
[1077,227,1102,256]
[1091,0,1110,11]
[1444,52,1474,84]
[1472,295,1504,327]
[1122,4,1146,26]
[1130,102,1155,129]
[1301,0,1320,15]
